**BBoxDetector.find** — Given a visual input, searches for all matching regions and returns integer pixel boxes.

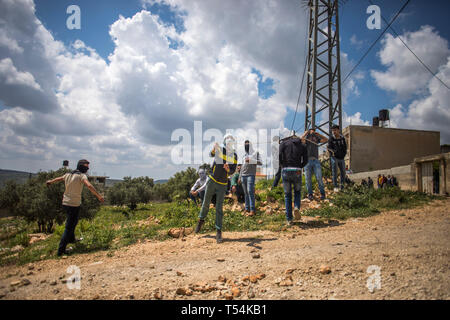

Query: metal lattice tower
[304,0,343,138]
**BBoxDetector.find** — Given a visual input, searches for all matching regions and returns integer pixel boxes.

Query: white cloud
[371,26,450,99]
[387,57,450,143]
[343,112,370,127]
[0,58,41,90]
[369,27,450,143]
[0,0,364,179]
[350,34,363,48]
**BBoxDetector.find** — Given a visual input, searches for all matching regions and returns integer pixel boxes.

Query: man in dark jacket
[279,136,308,225]
[368,177,374,188]
[328,125,347,191]
[195,134,238,243]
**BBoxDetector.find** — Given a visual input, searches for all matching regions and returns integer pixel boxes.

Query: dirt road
[1,199,449,300]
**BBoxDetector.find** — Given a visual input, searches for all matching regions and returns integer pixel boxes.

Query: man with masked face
[195,134,238,243]
[239,140,262,216]
[189,169,208,205]
[46,159,104,256]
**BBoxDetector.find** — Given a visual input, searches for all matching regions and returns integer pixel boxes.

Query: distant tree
[164,167,199,202]
[107,176,154,210]
[152,183,170,201]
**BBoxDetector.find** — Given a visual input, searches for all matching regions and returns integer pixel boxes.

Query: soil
[0,198,449,300]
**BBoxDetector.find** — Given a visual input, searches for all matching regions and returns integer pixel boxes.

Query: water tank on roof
[372,117,379,127]
[379,109,389,121]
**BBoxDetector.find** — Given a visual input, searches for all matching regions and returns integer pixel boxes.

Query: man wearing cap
[46,159,104,256]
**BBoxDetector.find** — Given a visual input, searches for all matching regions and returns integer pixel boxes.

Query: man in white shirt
[46,159,104,256]
[189,169,208,205]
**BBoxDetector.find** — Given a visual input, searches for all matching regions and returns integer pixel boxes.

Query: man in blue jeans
[239,140,262,216]
[279,136,308,225]
[328,124,347,192]
[301,128,328,200]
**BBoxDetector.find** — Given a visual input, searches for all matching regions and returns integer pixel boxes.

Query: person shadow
[200,234,278,249]
[293,217,343,230]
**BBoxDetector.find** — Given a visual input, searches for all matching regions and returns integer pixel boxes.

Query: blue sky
[34,0,450,132]
[286,0,450,131]
[36,0,450,128]
[0,0,449,179]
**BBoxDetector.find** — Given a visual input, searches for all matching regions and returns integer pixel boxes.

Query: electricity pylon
[304,0,343,138]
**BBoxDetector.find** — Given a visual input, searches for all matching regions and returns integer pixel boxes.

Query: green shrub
[107,176,154,210]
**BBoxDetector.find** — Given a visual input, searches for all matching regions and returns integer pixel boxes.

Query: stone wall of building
[344,126,440,173]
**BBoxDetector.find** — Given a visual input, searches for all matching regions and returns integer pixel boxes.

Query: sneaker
[293,207,301,221]
[216,229,223,243]
[69,237,83,244]
[247,211,255,217]
[320,193,326,200]
[195,219,205,233]
[307,194,314,201]
[286,220,293,227]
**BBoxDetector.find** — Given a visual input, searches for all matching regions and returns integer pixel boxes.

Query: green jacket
[230,172,240,187]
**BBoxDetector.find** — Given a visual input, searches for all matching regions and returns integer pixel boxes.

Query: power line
[368,0,450,91]
[290,15,309,134]
[342,0,411,84]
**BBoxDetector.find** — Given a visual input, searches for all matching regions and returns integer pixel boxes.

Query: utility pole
[304,0,343,140]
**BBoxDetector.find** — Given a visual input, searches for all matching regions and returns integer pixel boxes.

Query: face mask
[245,144,250,153]
[78,165,89,173]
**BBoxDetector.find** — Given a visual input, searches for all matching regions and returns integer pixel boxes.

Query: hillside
[0,169,36,189]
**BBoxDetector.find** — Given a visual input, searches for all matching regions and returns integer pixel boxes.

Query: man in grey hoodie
[239,140,262,216]
[189,169,207,205]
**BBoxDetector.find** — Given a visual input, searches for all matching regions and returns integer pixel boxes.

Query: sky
[0,0,449,179]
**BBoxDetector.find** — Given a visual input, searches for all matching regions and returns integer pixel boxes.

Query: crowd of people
[48,126,350,255]
[191,124,349,242]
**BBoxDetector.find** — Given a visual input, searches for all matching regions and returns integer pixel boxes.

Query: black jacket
[209,147,238,185]
[279,137,308,169]
[328,135,347,160]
